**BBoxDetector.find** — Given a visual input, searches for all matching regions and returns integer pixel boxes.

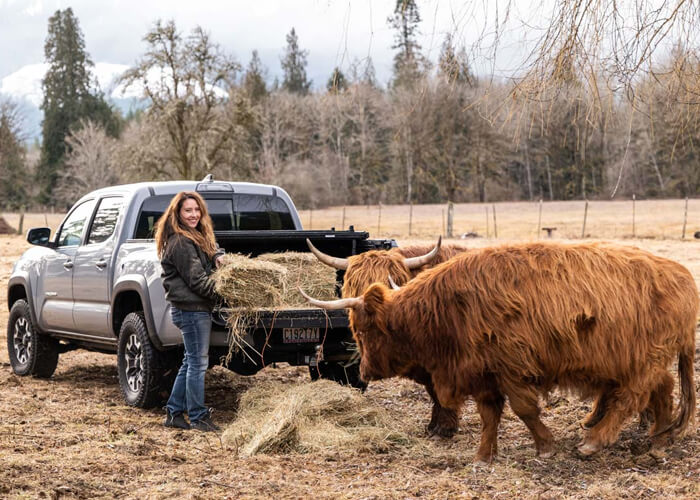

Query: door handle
[63,261,74,270]
[95,259,108,269]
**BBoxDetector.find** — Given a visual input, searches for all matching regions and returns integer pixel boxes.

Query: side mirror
[27,227,52,247]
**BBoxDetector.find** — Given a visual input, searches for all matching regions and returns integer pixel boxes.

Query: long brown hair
[154,191,218,258]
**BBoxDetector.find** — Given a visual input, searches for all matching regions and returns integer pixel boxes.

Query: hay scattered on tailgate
[212,252,337,310]
[257,251,338,306]
[222,380,416,457]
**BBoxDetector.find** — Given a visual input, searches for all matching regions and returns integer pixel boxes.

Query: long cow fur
[348,241,698,462]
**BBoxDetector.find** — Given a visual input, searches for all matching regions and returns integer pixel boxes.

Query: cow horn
[306,238,349,270]
[387,274,401,290]
[403,236,442,270]
[298,288,362,310]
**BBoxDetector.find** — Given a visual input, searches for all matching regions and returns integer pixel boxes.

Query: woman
[155,191,224,432]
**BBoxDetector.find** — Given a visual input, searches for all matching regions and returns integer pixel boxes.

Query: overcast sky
[0,0,544,87]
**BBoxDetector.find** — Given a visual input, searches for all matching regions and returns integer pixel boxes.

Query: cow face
[348,284,398,382]
[299,283,402,383]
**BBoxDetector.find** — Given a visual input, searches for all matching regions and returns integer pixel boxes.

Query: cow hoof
[473,455,493,466]
[538,448,556,459]
[577,442,600,456]
[427,424,457,439]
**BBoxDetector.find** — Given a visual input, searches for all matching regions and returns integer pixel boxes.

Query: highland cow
[302,241,698,462]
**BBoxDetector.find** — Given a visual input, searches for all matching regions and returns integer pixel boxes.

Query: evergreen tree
[244,50,268,102]
[438,33,474,86]
[281,28,311,95]
[326,67,348,93]
[37,8,120,204]
[388,0,425,89]
[0,99,29,209]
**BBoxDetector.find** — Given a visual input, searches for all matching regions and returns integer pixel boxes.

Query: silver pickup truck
[7,178,394,407]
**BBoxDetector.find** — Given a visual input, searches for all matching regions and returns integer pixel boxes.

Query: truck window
[133,193,294,238]
[234,194,294,230]
[87,197,124,244]
[57,199,97,247]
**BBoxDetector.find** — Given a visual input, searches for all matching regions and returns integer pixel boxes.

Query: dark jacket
[161,233,224,312]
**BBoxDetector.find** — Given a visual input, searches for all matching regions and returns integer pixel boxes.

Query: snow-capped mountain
[0,62,144,141]
[1,62,230,142]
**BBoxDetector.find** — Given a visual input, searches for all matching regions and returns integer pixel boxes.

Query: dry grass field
[1,200,699,499]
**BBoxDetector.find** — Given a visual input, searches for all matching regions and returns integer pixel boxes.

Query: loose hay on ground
[222,379,416,457]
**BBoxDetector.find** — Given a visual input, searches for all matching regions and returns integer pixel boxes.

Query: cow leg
[648,370,674,447]
[407,368,459,437]
[581,392,609,429]
[505,387,555,458]
[426,385,460,438]
[474,390,505,463]
[578,388,638,456]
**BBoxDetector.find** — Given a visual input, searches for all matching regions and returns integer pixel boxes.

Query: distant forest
[0,1,698,210]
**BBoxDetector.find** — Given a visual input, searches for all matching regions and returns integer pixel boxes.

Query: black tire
[117,312,175,408]
[7,299,59,378]
[309,360,367,391]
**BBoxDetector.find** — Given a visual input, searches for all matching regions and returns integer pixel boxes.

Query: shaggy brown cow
[307,237,470,437]
[302,241,698,462]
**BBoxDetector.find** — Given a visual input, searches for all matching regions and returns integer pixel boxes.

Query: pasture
[1,200,699,499]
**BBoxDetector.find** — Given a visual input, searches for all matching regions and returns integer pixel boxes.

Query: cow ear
[363,283,388,316]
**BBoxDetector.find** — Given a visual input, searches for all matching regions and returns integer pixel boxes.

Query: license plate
[283,327,320,343]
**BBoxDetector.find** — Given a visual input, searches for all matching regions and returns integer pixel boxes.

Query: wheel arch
[111,278,163,350]
[7,276,41,332]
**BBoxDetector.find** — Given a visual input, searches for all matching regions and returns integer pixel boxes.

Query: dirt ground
[2,233,699,499]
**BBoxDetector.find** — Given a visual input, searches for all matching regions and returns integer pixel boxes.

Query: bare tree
[119,20,240,180]
[56,121,120,204]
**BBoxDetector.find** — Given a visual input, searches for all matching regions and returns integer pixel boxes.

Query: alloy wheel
[124,333,144,393]
[13,316,32,366]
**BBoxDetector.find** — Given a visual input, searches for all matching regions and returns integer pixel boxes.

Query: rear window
[133,193,295,239]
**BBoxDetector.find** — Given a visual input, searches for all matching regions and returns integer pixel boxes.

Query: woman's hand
[215,254,225,268]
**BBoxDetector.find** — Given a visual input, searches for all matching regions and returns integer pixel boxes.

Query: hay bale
[222,380,416,457]
[212,254,287,309]
[0,216,16,235]
[257,252,337,306]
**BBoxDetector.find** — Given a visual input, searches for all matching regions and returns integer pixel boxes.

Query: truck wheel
[309,361,367,391]
[117,312,170,408]
[7,299,59,378]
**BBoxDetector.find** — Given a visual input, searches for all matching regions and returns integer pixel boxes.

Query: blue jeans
[166,306,211,422]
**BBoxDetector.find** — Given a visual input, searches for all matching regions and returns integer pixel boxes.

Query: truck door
[72,196,124,336]
[38,199,96,332]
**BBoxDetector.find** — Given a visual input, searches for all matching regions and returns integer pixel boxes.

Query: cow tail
[673,343,696,437]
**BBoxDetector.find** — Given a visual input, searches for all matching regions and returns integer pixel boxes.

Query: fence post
[446,201,454,238]
[44,213,49,227]
[442,209,446,237]
[341,206,346,230]
[377,203,382,236]
[581,199,588,239]
[408,203,413,236]
[632,194,636,238]
[18,206,25,236]
[485,206,490,238]
[682,197,688,239]
[492,203,498,239]
[308,209,313,229]
[537,198,543,239]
